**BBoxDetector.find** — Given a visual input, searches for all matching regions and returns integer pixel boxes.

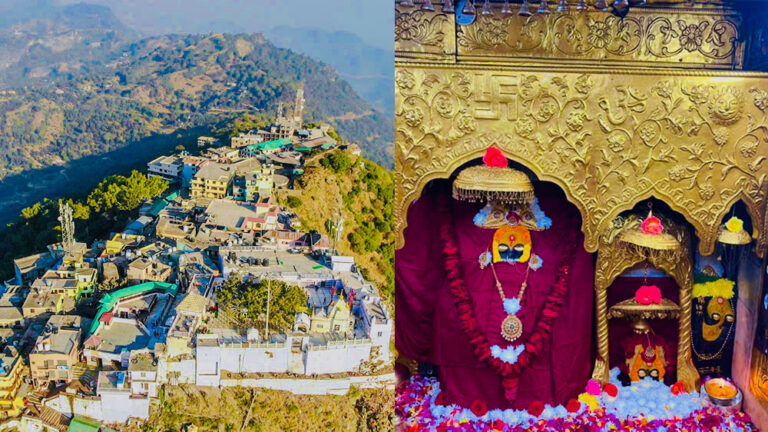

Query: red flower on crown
[641,215,664,235]
[636,285,662,305]
[483,146,508,168]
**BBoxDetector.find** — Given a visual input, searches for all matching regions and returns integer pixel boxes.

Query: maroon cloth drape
[396,182,595,409]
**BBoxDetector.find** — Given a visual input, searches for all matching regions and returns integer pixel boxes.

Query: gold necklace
[489,259,531,342]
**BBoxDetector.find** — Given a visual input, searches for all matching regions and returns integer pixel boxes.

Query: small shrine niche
[592,203,699,391]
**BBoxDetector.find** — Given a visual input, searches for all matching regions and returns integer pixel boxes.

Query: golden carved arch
[395,65,768,257]
[592,229,698,391]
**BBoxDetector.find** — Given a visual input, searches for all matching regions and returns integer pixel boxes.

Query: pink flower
[483,146,508,168]
[586,379,601,396]
[641,216,664,235]
[636,285,662,305]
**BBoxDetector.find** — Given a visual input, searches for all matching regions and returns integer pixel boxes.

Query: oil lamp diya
[701,378,742,413]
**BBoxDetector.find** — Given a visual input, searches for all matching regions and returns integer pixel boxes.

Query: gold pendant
[501,314,523,342]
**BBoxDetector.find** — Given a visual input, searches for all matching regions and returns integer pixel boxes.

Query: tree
[354,388,394,431]
[217,276,308,335]
[285,196,302,208]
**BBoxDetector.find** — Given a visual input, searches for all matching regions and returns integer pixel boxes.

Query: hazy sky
[57,0,393,51]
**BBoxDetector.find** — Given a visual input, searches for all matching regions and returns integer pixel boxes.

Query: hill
[123,384,393,432]
[276,148,394,300]
[266,26,394,114]
[0,0,137,87]
[0,30,392,224]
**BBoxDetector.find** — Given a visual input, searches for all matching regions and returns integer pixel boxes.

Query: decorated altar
[395,0,768,429]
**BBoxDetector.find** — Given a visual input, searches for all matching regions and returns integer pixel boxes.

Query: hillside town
[0,87,392,430]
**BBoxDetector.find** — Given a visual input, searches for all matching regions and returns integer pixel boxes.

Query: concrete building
[205,146,240,162]
[147,155,183,182]
[359,296,392,362]
[230,158,273,202]
[181,157,206,189]
[126,258,173,283]
[263,230,307,250]
[127,351,160,398]
[230,131,263,148]
[218,248,334,285]
[197,136,221,147]
[203,199,279,232]
[29,315,82,384]
[190,162,235,199]
[12,252,57,286]
[255,124,293,141]
[96,371,150,423]
[166,292,208,359]
[22,290,69,321]
[0,340,25,419]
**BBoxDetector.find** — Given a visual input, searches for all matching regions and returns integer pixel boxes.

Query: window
[377,332,383,338]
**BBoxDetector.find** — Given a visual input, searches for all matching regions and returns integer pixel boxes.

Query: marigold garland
[439,198,578,402]
[692,278,735,299]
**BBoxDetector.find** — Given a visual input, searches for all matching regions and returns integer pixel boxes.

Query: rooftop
[176,292,208,315]
[33,325,80,355]
[149,155,182,166]
[127,352,157,372]
[91,320,151,355]
[97,371,131,393]
[22,290,61,311]
[205,199,276,230]
[13,252,55,273]
[194,161,235,182]
[220,248,332,280]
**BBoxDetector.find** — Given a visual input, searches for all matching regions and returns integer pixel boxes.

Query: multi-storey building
[147,155,183,182]
[230,131,263,148]
[29,315,82,384]
[0,346,24,419]
[181,157,206,188]
[190,162,235,199]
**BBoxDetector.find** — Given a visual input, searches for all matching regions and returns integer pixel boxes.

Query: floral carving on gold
[395,8,454,55]
[395,66,768,257]
[455,10,740,67]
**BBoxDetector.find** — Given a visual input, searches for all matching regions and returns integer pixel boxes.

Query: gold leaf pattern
[395,66,768,257]
[455,10,741,67]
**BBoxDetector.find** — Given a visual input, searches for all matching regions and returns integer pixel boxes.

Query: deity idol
[395,147,594,410]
